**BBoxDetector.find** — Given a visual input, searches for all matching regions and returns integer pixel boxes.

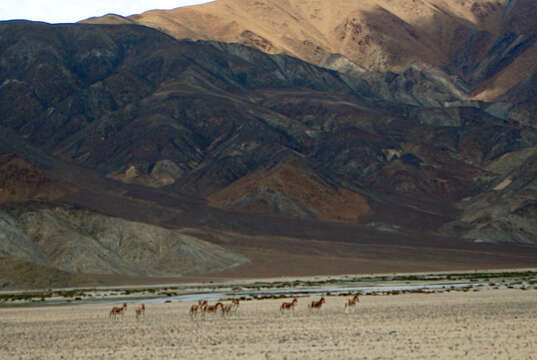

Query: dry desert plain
[1,287,536,359]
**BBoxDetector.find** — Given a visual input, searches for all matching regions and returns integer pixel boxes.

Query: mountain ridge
[83,0,537,101]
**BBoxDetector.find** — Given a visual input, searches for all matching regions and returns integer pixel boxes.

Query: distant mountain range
[1,0,537,288]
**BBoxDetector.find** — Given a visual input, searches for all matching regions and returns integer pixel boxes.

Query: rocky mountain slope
[1,20,536,238]
[0,200,247,288]
[0,23,455,218]
[1,11,537,287]
[84,0,537,102]
[452,146,537,244]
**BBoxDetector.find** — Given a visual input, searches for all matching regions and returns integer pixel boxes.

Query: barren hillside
[0,201,247,288]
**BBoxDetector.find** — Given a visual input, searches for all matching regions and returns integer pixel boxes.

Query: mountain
[84,0,537,102]
[1,17,537,288]
[0,20,482,225]
[81,0,537,246]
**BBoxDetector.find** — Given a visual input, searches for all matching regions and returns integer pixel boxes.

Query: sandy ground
[1,289,536,359]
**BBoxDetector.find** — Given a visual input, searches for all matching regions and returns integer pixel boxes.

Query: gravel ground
[0,288,536,359]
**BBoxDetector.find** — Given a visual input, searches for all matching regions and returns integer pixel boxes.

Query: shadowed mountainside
[0,22,477,222]
[1,19,537,288]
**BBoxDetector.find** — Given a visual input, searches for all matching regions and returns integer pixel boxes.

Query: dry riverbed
[0,287,536,359]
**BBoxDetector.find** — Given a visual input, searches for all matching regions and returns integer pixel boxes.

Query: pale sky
[0,0,215,24]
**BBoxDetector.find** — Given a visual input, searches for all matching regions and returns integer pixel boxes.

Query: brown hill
[99,0,501,69]
[0,154,77,203]
[209,159,370,222]
[84,0,537,100]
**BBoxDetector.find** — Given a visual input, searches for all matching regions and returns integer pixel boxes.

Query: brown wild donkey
[109,303,127,320]
[308,297,325,311]
[135,304,145,319]
[280,297,298,314]
[190,300,206,319]
[231,298,240,313]
[221,303,234,317]
[201,302,223,318]
[344,294,359,313]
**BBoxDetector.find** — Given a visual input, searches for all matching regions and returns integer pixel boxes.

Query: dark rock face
[496,73,537,126]
[450,147,537,244]
[0,19,536,260]
[454,32,537,87]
